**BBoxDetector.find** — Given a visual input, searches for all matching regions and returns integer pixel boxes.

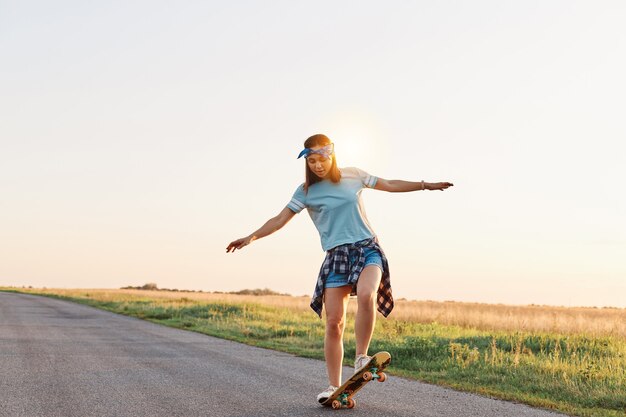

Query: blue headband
[297,143,334,159]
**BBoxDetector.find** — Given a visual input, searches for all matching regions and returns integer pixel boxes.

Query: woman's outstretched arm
[226,207,296,253]
[374,178,454,192]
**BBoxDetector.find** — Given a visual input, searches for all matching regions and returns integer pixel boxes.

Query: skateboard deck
[321,351,391,409]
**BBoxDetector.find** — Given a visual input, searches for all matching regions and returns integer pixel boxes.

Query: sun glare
[329,125,389,171]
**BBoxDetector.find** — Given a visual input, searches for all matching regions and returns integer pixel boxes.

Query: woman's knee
[357,291,376,310]
[325,315,345,337]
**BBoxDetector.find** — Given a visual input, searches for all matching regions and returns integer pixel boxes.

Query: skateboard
[321,351,391,409]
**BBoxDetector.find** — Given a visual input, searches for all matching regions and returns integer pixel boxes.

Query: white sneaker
[354,354,371,373]
[317,385,338,403]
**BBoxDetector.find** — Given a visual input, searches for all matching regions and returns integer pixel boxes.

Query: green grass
[3,288,625,417]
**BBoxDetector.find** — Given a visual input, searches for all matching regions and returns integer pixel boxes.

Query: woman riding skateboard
[226,134,453,403]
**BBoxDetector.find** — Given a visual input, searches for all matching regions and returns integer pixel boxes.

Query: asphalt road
[0,292,567,417]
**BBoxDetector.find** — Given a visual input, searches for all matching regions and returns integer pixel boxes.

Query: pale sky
[1,1,625,308]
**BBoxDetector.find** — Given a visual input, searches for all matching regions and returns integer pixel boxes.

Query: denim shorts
[324,246,384,289]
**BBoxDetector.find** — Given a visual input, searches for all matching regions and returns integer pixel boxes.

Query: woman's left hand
[432,182,454,191]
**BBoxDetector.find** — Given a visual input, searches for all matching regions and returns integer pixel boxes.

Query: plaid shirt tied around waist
[310,237,394,318]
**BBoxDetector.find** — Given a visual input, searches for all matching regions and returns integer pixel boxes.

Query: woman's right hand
[226,236,253,253]
[225,208,295,254]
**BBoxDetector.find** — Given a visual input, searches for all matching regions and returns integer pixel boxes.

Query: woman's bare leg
[323,286,351,386]
[355,265,382,356]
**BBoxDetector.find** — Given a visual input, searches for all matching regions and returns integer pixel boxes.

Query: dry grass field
[10,287,626,338]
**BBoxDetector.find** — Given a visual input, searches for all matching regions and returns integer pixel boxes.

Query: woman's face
[306,146,333,178]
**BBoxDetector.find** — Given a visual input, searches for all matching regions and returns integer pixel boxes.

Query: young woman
[226,134,453,402]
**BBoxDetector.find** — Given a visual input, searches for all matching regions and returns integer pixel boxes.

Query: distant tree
[231,288,286,296]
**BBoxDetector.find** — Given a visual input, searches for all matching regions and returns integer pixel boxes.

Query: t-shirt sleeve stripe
[353,167,377,188]
[365,175,378,188]
[287,198,306,213]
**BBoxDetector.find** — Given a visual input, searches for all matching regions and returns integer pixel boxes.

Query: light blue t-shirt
[287,167,378,251]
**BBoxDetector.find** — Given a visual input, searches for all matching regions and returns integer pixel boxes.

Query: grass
[2,287,625,417]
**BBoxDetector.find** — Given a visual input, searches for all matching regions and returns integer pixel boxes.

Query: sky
[1,1,625,308]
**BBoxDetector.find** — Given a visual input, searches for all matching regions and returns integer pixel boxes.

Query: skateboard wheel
[377,372,387,382]
[331,400,342,409]
[363,371,373,381]
[347,398,356,409]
